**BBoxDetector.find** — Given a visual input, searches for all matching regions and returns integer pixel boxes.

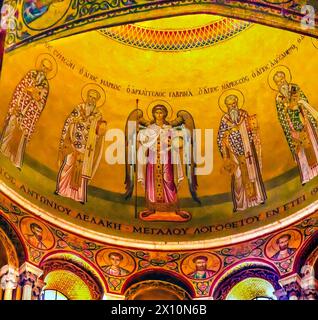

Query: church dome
[0,1,317,301]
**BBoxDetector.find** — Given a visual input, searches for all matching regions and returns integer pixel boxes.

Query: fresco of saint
[25,222,48,250]
[187,256,216,280]
[217,90,267,212]
[20,217,55,250]
[55,84,107,204]
[270,233,296,261]
[0,54,56,169]
[269,66,318,185]
[101,252,130,277]
[124,100,200,222]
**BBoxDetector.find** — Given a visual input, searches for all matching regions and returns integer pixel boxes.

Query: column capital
[279,274,302,300]
[300,265,318,300]
[193,297,214,300]
[103,293,125,300]
[19,262,43,278]
[0,265,19,290]
[19,262,43,287]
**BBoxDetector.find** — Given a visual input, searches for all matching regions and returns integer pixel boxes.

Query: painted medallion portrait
[20,217,55,250]
[96,248,136,277]
[265,229,302,261]
[181,252,221,280]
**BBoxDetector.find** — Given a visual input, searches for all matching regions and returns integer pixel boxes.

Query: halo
[81,83,106,108]
[146,99,173,120]
[218,89,245,114]
[35,53,58,80]
[267,64,292,91]
[311,37,318,49]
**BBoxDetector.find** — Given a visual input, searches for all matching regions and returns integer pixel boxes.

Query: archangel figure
[124,100,200,222]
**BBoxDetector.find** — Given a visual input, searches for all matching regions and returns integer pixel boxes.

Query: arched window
[226,278,277,300]
[252,296,274,300]
[42,270,93,300]
[41,289,68,300]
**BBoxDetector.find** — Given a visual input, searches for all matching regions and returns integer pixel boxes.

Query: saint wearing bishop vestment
[270,67,318,185]
[0,55,56,169]
[56,84,107,204]
[217,91,267,212]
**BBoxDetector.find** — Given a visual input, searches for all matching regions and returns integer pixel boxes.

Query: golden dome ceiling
[0,13,318,248]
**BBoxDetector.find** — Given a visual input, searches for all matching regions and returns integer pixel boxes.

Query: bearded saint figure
[56,85,107,204]
[270,68,318,185]
[217,91,267,212]
[0,55,56,169]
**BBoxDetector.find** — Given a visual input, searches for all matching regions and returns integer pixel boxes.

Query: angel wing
[124,108,149,199]
[170,110,201,204]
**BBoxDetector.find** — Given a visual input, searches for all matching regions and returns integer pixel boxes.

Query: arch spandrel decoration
[0,193,317,298]
[3,0,318,52]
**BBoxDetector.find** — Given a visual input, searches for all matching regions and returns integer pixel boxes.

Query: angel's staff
[134,99,139,219]
[124,99,140,219]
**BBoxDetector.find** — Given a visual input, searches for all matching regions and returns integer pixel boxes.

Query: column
[0,265,18,300]
[103,293,125,300]
[19,262,44,300]
[32,279,46,300]
[279,274,302,300]
[273,288,288,300]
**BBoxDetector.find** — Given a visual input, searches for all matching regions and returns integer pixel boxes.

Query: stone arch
[294,230,318,276]
[0,215,26,268]
[122,269,195,299]
[40,252,105,300]
[212,260,281,300]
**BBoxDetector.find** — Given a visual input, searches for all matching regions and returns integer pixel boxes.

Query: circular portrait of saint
[181,252,221,280]
[96,248,136,277]
[20,217,55,250]
[265,229,302,261]
[22,0,72,30]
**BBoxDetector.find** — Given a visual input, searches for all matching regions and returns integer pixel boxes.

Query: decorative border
[2,180,318,250]
[0,189,318,297]
[4,0,318,52]
[99,18,251,51]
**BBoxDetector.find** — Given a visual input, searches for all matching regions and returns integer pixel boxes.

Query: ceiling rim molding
[4,1,318,53]
[1,182,317,251]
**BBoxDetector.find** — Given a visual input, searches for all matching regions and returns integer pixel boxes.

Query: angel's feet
[176,210,191,219]
[140,210,155,218]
